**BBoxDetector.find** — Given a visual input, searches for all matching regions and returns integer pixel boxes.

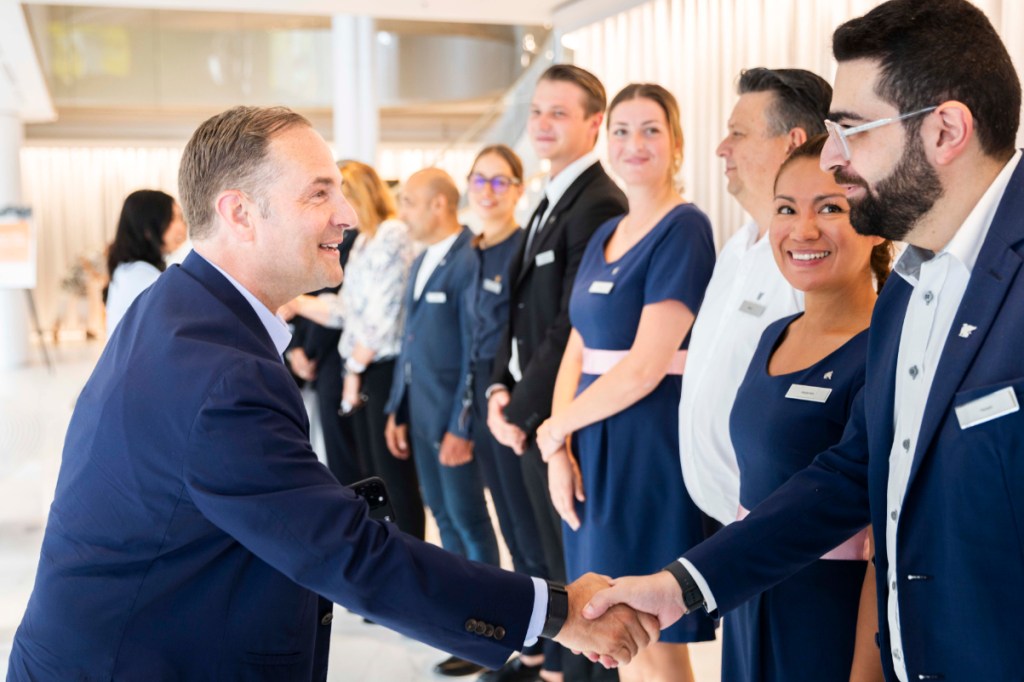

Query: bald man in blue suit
[6,106,657,681]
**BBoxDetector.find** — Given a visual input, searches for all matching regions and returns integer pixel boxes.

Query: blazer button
[320,612,334,626]
[465,619,477,632]
[493,627,505,641]
[484,625,495,638]
[474,622,487,635]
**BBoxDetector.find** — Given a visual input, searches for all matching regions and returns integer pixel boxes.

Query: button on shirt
[678,221,804,526]
[884,150,1021,681]
[205,252,552,645]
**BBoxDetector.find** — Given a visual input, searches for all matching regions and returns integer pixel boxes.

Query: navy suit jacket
[386,227,476,443]
[8,251,532,681]
[685,156,1024,681]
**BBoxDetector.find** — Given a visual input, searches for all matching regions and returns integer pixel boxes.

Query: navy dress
[723,314,870,681]
[566,203,717,643]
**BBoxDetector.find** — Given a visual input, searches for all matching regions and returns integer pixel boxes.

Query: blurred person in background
[281,160,425,539]
[104,189,187,337]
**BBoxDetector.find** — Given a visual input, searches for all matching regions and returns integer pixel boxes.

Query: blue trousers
[411,432,500,566]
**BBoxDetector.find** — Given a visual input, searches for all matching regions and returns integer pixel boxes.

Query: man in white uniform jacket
[679,68,831,527]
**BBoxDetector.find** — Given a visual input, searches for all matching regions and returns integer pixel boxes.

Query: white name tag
[588,281,614,295]
[425,291,447,304]
[535,250,555,267]
[955,386,1020,429]
[482,278,503,294]
[785,384,832,403]
[739,300,766,317]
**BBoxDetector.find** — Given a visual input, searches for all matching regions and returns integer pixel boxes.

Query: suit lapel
[179,251,280,361]
[412,228,470,310]
[905,164,1024,492]
[515,161,603,287]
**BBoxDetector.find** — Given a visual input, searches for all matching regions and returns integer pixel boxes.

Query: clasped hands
[563,570,691,667]
[561,571,688,667]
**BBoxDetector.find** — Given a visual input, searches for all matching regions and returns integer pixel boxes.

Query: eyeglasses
[467,173,521,195]
[824,106,937,161]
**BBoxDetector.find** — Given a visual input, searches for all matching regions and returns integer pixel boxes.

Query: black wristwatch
[541,580,569,638]
[663,561,705,613]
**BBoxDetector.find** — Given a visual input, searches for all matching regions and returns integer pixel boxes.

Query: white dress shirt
[883,150,1021,681]
[204,252,551,645]
[413,231,459,300]
[105,261,163,338]
[678,221,804,526]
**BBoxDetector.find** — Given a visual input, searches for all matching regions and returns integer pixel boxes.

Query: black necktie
[524,195,549,259]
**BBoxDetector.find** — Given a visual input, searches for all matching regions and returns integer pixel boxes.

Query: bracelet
[345,357,367,375]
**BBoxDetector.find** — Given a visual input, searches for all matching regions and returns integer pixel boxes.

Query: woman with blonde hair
[282,160,424,539]
[537,83,717,681]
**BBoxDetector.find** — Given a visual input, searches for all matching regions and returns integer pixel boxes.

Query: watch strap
[541,580,569,639]
[663,561,705,613]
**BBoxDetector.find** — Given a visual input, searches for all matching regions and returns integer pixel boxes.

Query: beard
[835,134,943,242]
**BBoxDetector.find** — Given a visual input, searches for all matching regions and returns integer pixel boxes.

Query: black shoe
[477,657,543,682]
[433,655,486,677]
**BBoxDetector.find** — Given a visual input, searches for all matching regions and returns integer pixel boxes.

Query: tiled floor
[0,340,722,680]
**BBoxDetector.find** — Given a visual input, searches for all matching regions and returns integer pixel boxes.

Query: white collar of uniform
[204,255,293,356]
[543,150,600,208]
[896,150,1022,283]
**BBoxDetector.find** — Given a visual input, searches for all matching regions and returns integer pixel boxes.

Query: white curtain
[564,0,1024,249]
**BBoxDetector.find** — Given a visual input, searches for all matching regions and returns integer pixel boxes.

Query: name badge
[739,300,766,317]
[535,250,555,267]
[482,278,503,295]
[425,291,447,304]
[955,386,1019,429]
[785,384,832,403]
[589,281,614,295]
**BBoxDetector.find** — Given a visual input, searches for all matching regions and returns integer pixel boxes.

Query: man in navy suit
[6,106,658,681]
[384,168,502,676]
[583,1,1024,680]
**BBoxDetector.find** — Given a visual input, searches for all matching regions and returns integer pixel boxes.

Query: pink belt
[737,506,871,561]
[581,348,687,376]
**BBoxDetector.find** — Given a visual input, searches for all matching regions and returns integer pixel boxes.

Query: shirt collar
[204,257,292,356]
[894,150,1022,283]
[425,230,460,259]
[544,150,600,207]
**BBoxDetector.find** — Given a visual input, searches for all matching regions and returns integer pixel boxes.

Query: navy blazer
[7,251,533,681]
[386,227,476,442]
[684,156,1024,681]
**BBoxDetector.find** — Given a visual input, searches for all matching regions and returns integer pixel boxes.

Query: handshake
[553,570,690,668]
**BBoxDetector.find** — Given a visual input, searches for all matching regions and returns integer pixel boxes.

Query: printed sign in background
[0,208,37,289]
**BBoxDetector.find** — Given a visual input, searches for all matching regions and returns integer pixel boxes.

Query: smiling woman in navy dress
[536,83,716,682]
[724,135,892,682]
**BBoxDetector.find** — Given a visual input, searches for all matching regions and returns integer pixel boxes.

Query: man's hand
[438,433,473,467]
[486,389,527,454]
[548,450,584,531]
[583,570,687,631]
[385,414,410,460]
[287,348,317,381]
[553,573,660,668]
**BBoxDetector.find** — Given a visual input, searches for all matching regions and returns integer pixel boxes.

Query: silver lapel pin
[958,323,977,339]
